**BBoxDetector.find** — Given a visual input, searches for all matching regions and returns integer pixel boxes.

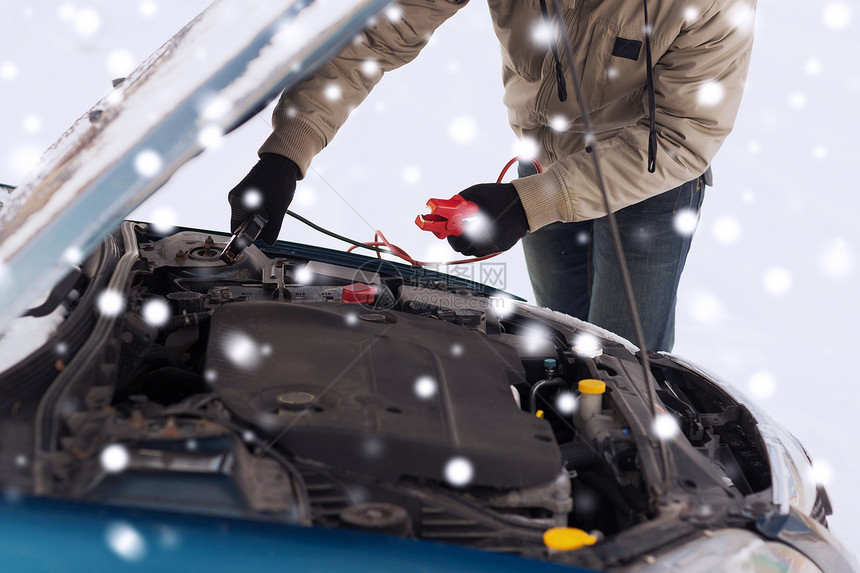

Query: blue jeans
[520,167,705,352]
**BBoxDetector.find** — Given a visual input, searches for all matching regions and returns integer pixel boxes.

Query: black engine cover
[205,302,561,488]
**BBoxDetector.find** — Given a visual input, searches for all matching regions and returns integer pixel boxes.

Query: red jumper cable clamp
[414,194,479,239]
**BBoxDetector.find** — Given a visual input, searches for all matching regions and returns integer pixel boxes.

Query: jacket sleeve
[513,0,756,229]
[259,0,468,178]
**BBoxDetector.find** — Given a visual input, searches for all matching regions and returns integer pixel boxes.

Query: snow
[444,457,474,487]
[652,413,680,440]
[141,298,171,327]
[101,444,131,473]
[105,522,147,562]
[1,0,859,558]
[414,376,437,400]
[97,289,126,317]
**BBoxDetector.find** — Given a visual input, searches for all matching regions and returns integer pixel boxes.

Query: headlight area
[630,528,824,573]
[651,353,859,573]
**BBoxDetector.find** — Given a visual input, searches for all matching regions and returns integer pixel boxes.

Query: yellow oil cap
[543,527,597,551]
[578,379,606,395]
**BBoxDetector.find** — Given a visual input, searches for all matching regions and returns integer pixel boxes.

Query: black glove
[447,183,530,257]
[228,153,299,245]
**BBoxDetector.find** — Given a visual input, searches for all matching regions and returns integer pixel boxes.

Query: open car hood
[0,0,391,333]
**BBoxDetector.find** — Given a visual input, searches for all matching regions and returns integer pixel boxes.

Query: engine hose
[529,377,566,414]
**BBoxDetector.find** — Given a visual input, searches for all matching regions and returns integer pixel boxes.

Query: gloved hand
[227,153,299,245]
[447,183,530,257]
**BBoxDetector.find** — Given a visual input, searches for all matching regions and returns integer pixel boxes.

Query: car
[0,1,856,571]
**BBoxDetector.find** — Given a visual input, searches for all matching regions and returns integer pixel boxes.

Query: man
[228,0,755,351]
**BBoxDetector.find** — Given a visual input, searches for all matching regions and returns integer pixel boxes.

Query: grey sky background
[2,0,858,557]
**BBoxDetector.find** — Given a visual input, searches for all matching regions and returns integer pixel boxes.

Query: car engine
[0,222,794,569]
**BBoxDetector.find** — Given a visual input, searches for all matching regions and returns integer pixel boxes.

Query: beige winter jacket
[260,0,756,230]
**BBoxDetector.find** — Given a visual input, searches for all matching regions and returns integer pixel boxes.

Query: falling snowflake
[787,92,807,110]
[100,444,131,473]
[491,296,515,318]
[448,116,477,145]
[204,369,217,382]
[686,288,725,326]
[324,83,343,101]
[55,342,69,355]
[809,461,834,486]
[201,97,231,121]
[531,20,554,45]
[360,59,381,78]
[185,439,198,451]
[823,3,852,31]
[747,140,762,155]
[141,298,171,327]
[652,413,679,440]
[197,125,224,150]
[0,61,17,81]
[295,267,313,284]
[683,7,700,23]
[820,240,854,278]
[805,59,822,76]
[673,209,699,236]
[728,3,755,31]
[444,457,474,487]
[572,332,602,358]
[22,115,42,134]
[414,376,437,399]
[97,290,126,317]
[107,50,135,77]
[698,81,724,106]
[515,137,539,160]
[606,67,619,80]
[762,267,792,296]
[363,437,383,458]
[63,246,84,265]
[556,392,577,415]
[711,215,741,245]
[7,146,42,180]
[451,343,463,357]
[384,5,403,21]
[463,213,489,238]
[105,522,147,562]
[73,8,102,37]
[293,186,315,208]
[748,370,776,399]
[402,166,421,185]
[150,206,177,234]
[134,149,163,177]
[222,331,264,369]
[15,455,27,468]
[344,313,359,326]
[811,146,828,161]
[524,328,550,352]
[58,4,76,21]
[139,1,158,18]
[157,526,180,549]
[550,115,568,132]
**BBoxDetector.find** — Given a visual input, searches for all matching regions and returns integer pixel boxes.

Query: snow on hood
[0,0,390,333]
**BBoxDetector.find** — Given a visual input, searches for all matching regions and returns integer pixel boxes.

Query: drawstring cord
[539,0,568,103]
[643,0,657,173]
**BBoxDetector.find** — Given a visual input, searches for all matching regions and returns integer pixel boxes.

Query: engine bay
[0,222,785,568]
